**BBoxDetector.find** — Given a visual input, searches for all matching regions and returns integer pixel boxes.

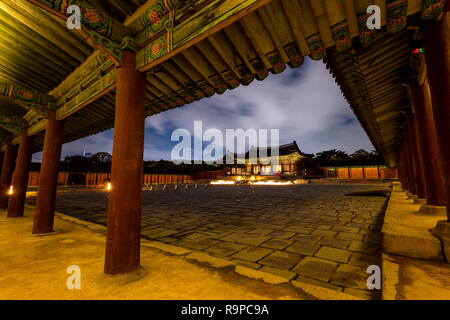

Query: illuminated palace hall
[0,0,449,302]
[226,141,314,176]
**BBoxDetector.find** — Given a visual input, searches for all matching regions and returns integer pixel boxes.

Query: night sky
[32,58,374,162]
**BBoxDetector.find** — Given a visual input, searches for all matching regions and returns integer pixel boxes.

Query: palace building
[227,141,313,176]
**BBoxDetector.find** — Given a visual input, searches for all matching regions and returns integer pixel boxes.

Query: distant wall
[27,170,226,187]
[321,166,398,179]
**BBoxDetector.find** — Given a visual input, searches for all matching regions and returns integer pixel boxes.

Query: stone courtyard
[27,183,389,299]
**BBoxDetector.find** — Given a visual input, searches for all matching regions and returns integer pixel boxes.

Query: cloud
[35,58,373,162]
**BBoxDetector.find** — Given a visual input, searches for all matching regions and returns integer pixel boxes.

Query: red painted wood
[411,80,446,206]
[398,143,409,190]
[104,51,146,275]
[423,9,450,219]
[32,109,64,234]
[405,130,416,194]
[8,129,33,217]
[409,114,427,199]
[0,152,4,176]
[0,141,17,209]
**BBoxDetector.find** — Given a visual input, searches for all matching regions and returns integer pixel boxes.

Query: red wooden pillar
[104,51,146,275]
[399,145,409,190]
[0,151,4,175]
[0,151,4,195]
[0,141,17,209]
[423,7,450,220]
[409,113,427,199]
[398,156,403,186]
[404,143,412,191]
[405,129,417,194]
[411,80,446,206]
[8,129,33,217]
[32,109,64,234]
[398,147,404,187]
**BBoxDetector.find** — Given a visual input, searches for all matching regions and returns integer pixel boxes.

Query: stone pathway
[28,183,389,299]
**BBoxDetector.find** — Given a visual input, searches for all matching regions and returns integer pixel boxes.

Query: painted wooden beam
[136,0,273,72]
[0,128,12,143]
[50,51,112,99]
[0,83,55,106]
[24,0,133,65]
[56,68,117,120]
[27,118,47,137]
[25,0,130,44]
[0,115,29,136]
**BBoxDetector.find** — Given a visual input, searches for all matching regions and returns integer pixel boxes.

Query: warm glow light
[211,180,235,185]
[8,186,13,195]
[237,176,242,181]
[250,181,293,185]
[106,183,112,191]
[210,179,306,186]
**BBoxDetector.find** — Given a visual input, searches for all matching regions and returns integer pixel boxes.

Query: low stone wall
[381,182,446,261]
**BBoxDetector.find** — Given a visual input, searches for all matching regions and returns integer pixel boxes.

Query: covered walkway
[0,0,447,286]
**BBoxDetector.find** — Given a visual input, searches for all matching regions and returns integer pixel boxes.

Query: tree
[351,149,382,162]
[91,152,112,163]
[351,149,371,160]
[314,149,351,162]
[63,155,90,165]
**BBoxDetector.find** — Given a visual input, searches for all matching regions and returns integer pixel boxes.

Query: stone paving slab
[286,241,321,256]
[317,237,351,249]
[261,238,294,250]
[29,184,389,299]
[204,241,247,256]
[330,264,369,290]
[259,250,303,270]
[315,246,351,263]
[231,246,274,262]
[292,257,339,282]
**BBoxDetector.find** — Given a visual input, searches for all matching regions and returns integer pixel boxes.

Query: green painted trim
[173,0,262,48]
[56,69,117,120]
[28,118,47,136]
